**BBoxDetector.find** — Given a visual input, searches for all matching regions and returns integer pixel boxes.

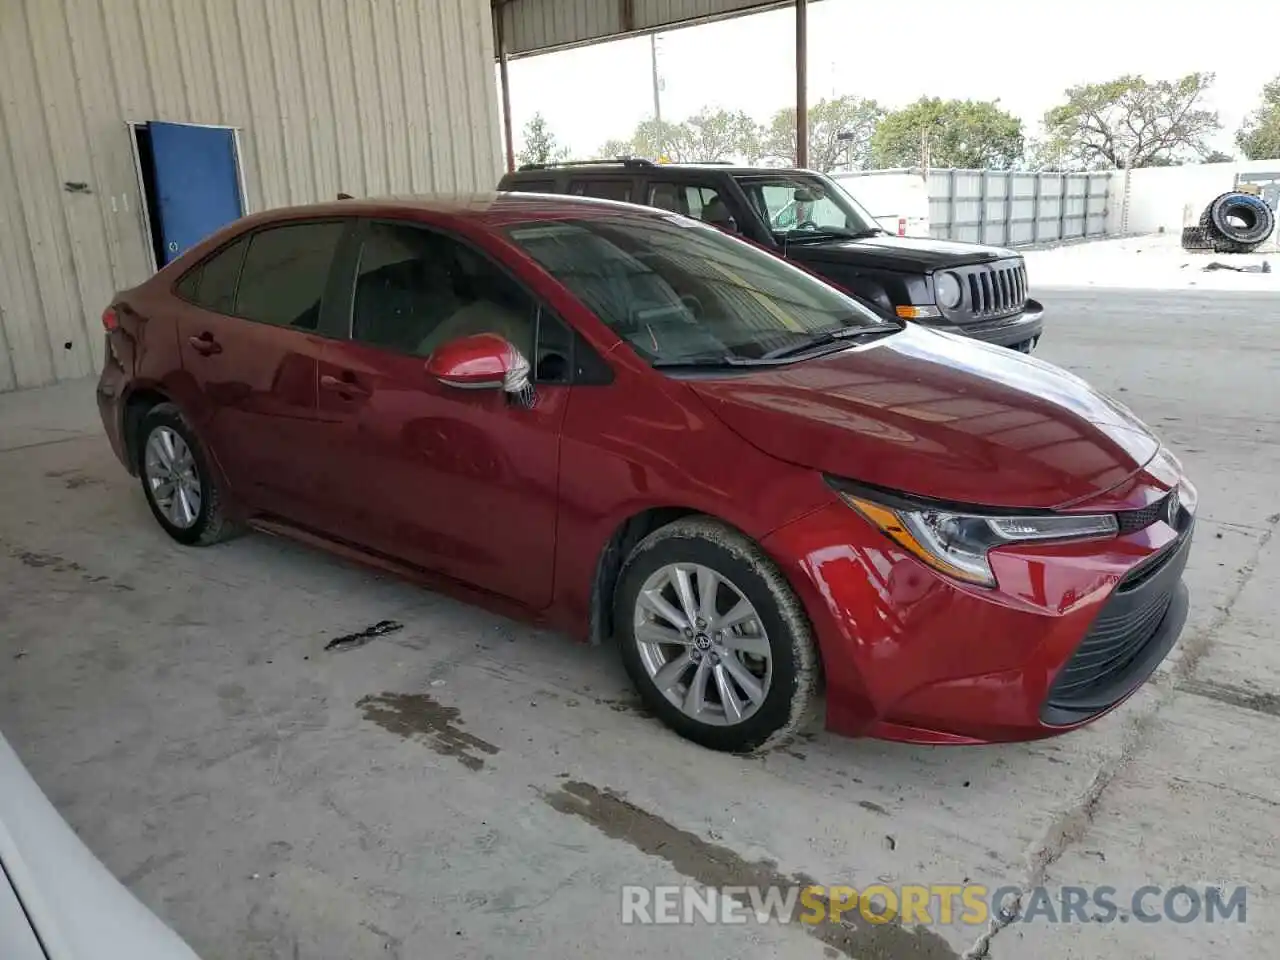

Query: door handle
[188,333,222,356]
[320,373,370,398]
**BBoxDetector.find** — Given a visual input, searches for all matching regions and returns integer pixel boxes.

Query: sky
[501,0,1280,160]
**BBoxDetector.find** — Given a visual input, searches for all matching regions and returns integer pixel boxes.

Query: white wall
[0,0,503,392]
[1113,159,1280,237]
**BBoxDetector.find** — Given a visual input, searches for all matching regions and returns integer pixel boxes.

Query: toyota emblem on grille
[1165,491,1180,526]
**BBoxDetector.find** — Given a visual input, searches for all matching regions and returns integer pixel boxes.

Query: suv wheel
[137,403,239,546]
[615,517,819,753]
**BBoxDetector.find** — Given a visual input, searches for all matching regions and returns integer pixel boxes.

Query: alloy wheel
[632,562,772,726]
[143,426,202,529]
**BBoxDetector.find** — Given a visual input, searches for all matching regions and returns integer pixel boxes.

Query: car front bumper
[930,297,1045,350]
[762,484,1194,745]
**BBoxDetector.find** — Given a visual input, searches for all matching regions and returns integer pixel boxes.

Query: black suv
[498,159,1044,351]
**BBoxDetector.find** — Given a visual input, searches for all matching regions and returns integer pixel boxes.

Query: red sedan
[96,194,1195,752]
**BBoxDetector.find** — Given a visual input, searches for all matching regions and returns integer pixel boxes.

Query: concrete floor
[1,288,1276,960]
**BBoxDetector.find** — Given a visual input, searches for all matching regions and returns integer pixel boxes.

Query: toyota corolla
[96,194,1195,753]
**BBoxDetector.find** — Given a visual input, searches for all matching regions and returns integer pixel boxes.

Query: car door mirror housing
[425,333,532,395]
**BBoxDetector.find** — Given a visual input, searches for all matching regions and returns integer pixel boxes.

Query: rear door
[174,219,351,526]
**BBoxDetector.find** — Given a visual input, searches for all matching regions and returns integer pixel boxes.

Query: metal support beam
[495,2,516,173]
[795,0,807,168]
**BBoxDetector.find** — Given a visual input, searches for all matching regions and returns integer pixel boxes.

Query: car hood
[688,326,1161,509]
[786,234,1014,271]
[0,732,201,959]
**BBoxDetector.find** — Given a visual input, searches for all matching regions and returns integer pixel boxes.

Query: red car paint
[97,194,1194,744]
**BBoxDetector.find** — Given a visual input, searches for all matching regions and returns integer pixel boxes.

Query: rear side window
[648,183,724,220]
[175,235,248,314]
[234,222,345,329]
[570,179,632,202]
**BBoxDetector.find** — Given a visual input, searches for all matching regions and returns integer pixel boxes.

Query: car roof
[228,191,679,232]
[504,162,817,178]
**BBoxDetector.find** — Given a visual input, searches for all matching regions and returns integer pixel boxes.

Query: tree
[517,112,569,167]
[683,108,762,163]
[1236,75,1280,160]
[871,97,1024,170]
[630,119,695,162]
[762,96,884,172]
[1041,73,1220,169]
[597,138,635,159]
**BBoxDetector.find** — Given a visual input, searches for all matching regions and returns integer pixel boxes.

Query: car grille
[942,259,1028,323]
[1115,489,1178,535]
[1041,520,1193,726]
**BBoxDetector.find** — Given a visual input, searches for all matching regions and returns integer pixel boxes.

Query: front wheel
[615,517,820,753]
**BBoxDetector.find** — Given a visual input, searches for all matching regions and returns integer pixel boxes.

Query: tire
[1211,237,1264,255]
[136,402,240,546]
[1180,225,1212,251]
[614,516,820,753]
[1207,192,1276,245]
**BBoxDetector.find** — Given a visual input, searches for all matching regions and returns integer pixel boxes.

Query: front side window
[504,215,894,366]
[735,174,879,239]
[350,222,535,360]
[235,222,345,329]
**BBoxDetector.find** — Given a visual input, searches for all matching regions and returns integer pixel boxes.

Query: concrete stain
[1179,677,1280,718]
[543,780,959,960]
[357,692,499,771]
[858,800,890,816]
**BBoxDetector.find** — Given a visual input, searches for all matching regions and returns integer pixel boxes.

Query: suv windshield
[734,173,880,238]
[504,215,895,367]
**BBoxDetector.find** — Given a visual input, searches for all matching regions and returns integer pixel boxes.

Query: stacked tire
[1182,191,1276,253]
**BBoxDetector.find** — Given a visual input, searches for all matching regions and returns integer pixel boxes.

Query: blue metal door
[148,122,244,264]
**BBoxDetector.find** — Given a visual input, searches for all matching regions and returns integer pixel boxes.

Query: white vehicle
[830,170,931,238]
[0,731,201,959]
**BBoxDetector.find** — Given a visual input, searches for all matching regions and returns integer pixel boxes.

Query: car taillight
[102,307,119,331]
[898,218,907,237]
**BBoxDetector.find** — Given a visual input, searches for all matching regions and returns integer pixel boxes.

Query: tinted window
[350,222,535,359]
[648,183,726,222]
[505,216,892,366]
[177,236,247,314]
[570,179,632,202]
[533,308,573,384]
[235,222,344,329]
[506,178,556,193]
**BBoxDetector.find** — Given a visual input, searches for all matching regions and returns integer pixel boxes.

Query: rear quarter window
[505,178,557,193]
[175,235,248,314]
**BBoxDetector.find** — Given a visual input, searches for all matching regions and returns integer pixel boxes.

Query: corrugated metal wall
[0,0,503,392]
[498,0,793,57]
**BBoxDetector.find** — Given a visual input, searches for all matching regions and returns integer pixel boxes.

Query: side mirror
[425,333,531,396]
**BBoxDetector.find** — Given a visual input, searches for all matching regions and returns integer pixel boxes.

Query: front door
[147,122,244,265]
[314,219,567,609]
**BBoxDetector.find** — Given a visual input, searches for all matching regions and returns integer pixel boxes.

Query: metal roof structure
[491,0,819,171]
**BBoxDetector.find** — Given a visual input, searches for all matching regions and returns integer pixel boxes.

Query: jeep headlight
[832,483,1119,587]
[934,271,963,309]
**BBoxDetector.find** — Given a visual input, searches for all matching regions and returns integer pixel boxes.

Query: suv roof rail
[516,156,656,172]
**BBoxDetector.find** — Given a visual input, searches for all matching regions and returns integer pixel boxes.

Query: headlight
[934,272,963,309]
[834,486,1119,587]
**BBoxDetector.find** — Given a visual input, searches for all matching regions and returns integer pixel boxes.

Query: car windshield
[734,173,880,238]
[503,215,895,367]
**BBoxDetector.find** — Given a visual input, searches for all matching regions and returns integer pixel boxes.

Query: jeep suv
[498,159,1045,351]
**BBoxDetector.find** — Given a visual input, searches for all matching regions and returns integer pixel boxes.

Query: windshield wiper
[650,354,761,369]
[760,325,898,360]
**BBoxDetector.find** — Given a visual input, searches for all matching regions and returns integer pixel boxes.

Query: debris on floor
[1202,260,1272,273]
[324,619,404,652]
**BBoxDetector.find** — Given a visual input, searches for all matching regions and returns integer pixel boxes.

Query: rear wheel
[615,517,819,753]
[137,403,239,546]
